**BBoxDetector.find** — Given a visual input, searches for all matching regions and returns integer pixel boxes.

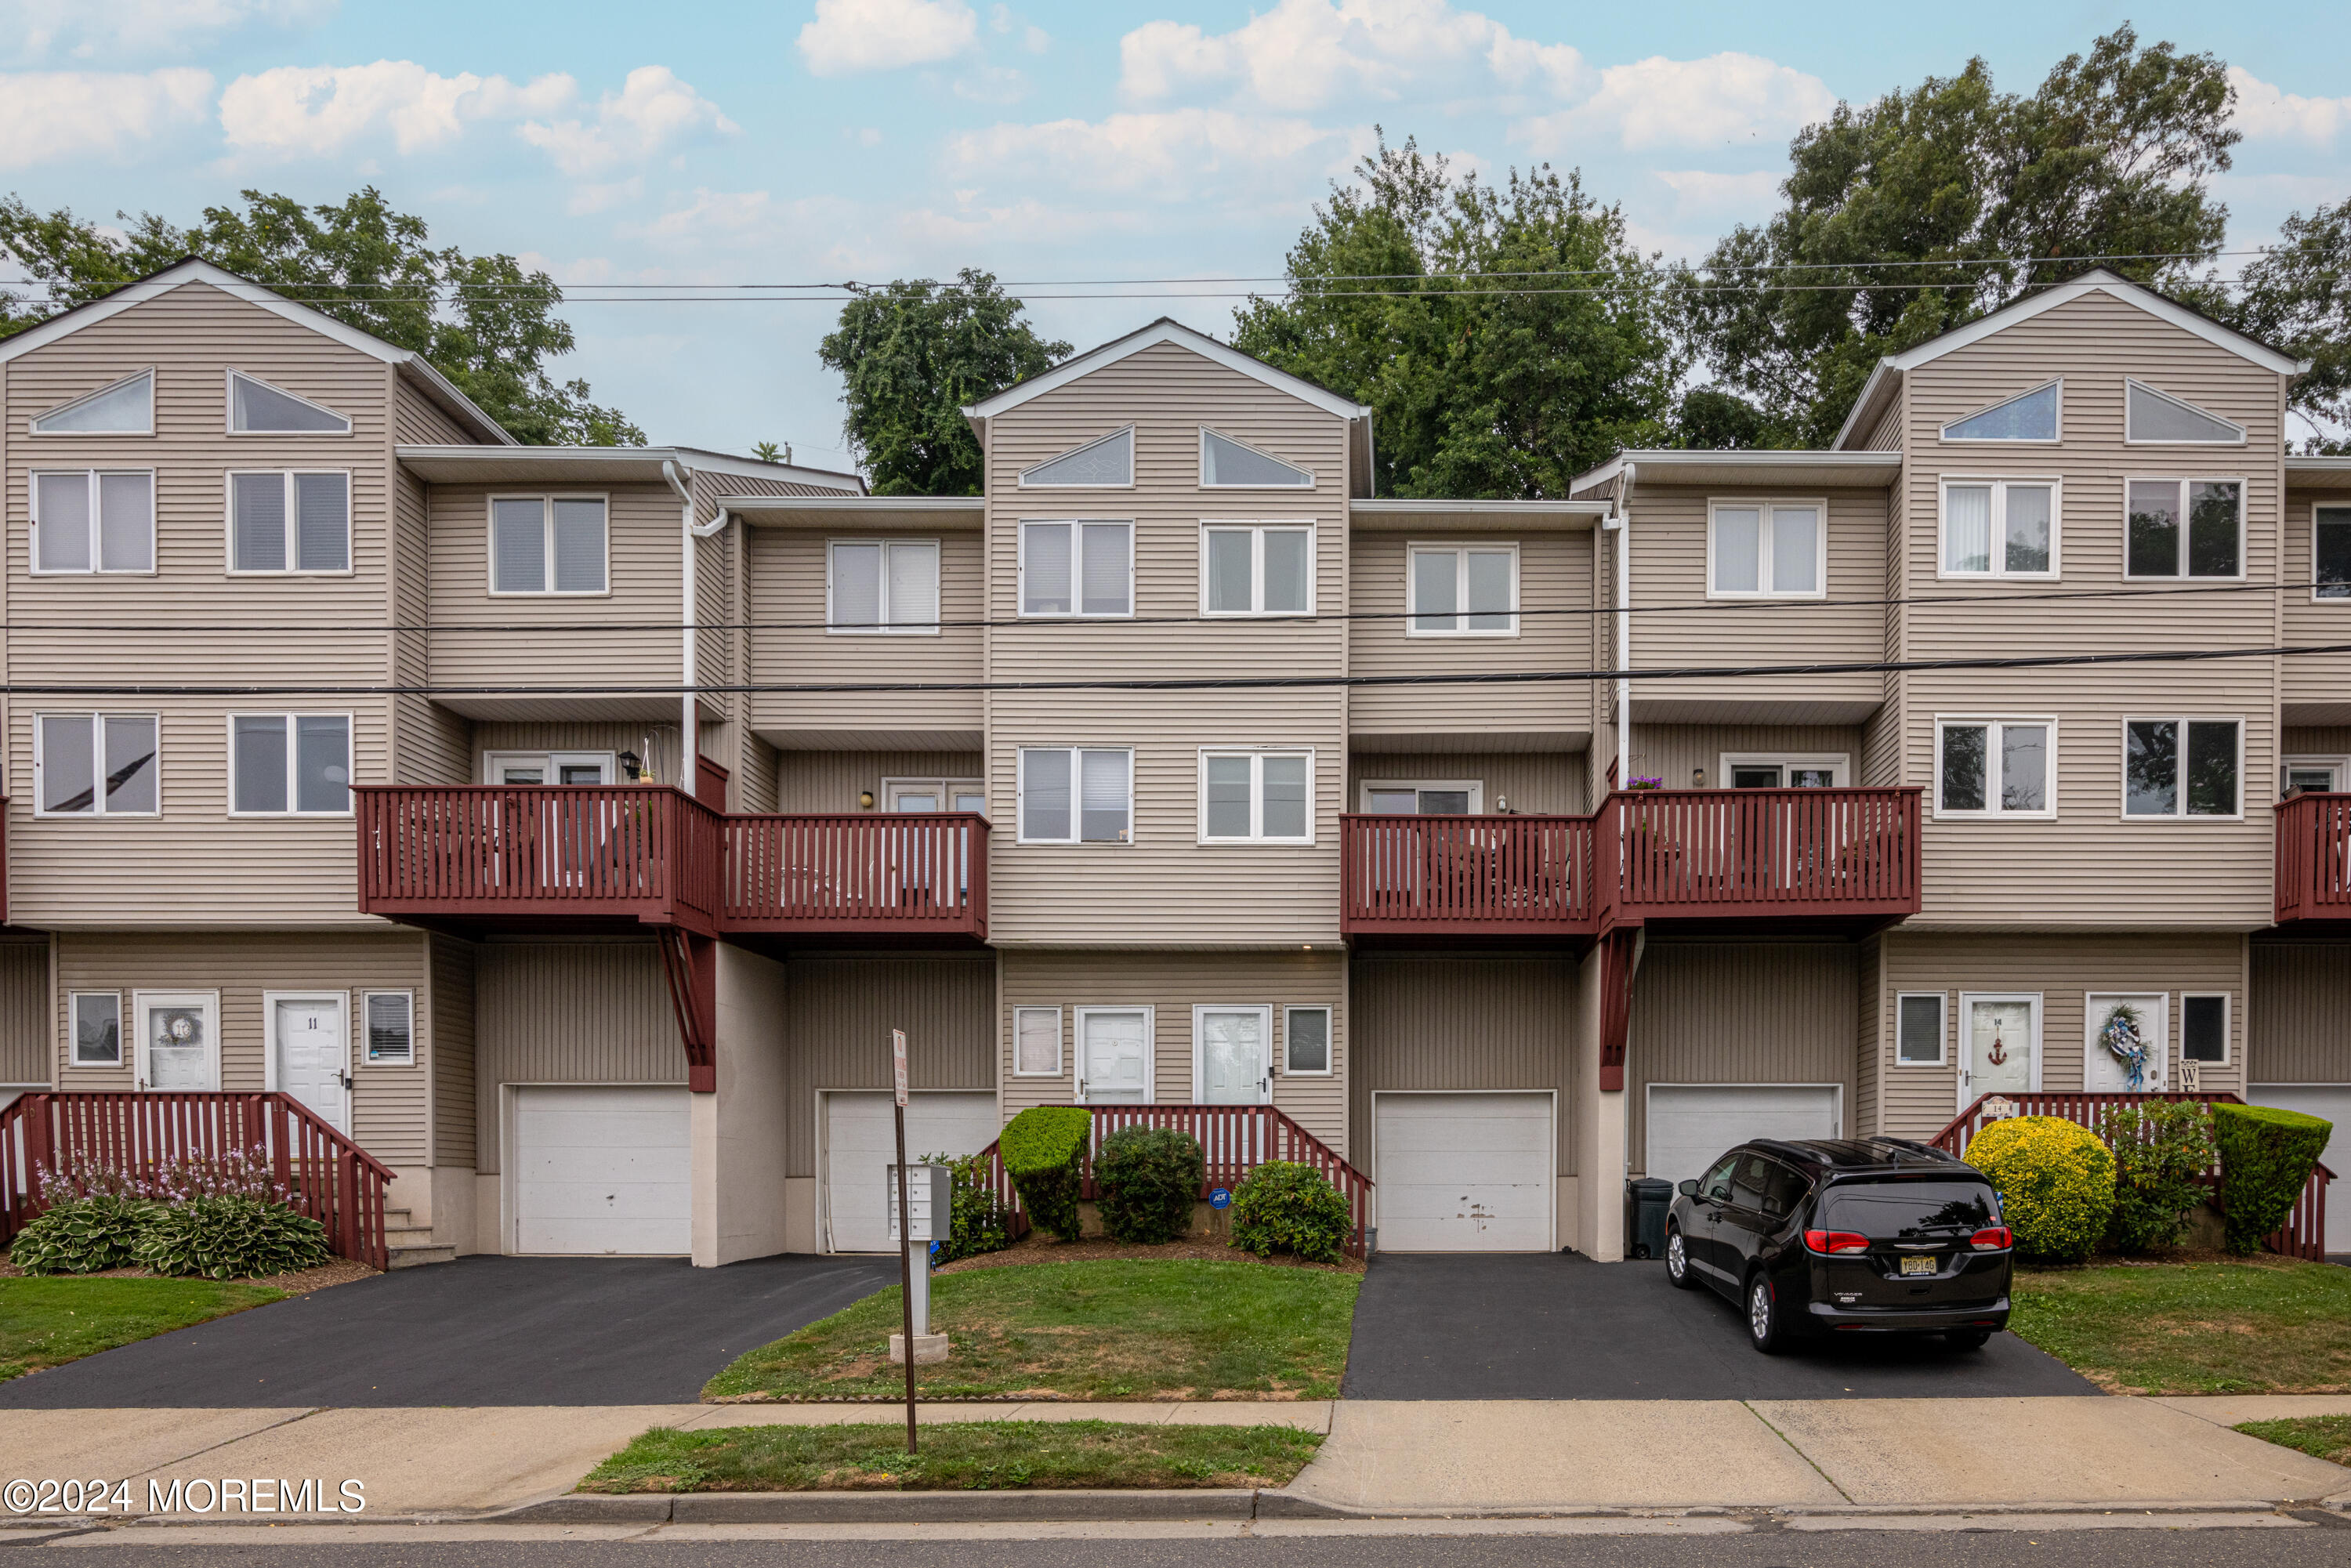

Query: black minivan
[1664,1137,2013,1354]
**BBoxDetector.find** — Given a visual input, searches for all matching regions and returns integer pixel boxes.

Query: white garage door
[512,1085,691,1255]
[2248,1085,2351,1254]
[1374,1092,1552,1253]
[1646,1085,1842,1188]
[825,1092,998,1253]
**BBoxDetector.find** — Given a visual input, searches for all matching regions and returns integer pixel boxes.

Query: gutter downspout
[1605,463,1633,792]
[662,461,700,787]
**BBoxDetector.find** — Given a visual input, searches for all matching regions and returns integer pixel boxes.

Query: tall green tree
[1233,136,1677,498]
[818,270,1070,495]
[1680,25,2239,447]
[2228,201,2351,453]
[0,187,643,444]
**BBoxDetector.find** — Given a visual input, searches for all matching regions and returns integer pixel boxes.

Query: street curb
[494,1489,1342,1524]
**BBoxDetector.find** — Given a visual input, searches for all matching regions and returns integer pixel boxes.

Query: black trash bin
[1625,1177,1674,1260]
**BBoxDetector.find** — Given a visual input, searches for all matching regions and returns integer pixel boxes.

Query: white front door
[1196,1007,1269,1104]
[1078,1009,1150,1103]
[136,992,218,1091]
[2084,993,2169,1092]
[1960,994,2039,1106]
[272,995,349,1132]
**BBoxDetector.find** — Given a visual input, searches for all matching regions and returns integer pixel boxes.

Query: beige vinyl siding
[50,929,429,1161]
[2248,941,2351,1083]
[471,939,682,1172]
[1863,401,1904,452]
[0,940,48,1084]
[1345,751,1588,815]
[773,750,984,814]
[1349,953,1574,1175]
[2283,483,2351,718]
[389,376,477,448]
[427,933,476,1166]
[786,952,994,1179]
[1856,933,1882,1135]
[1002,949,1347,1153]
[1626,724,1869,790]
[390,460,467,785]
[1346,529,1595,744]
[472,719,687,786]
[1876,928,2248,1139]
[1626,939,1860,1172]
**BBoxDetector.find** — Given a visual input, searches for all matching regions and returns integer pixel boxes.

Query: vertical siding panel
[2249,942,2351,1082]
[429,933,477,1166]
[784,953,995,1179]
[0,942,49,1084]
[472,940,682,1172]
[1350,954,1573,1176]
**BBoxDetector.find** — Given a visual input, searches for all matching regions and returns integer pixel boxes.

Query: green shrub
[2212,1103,2334,1255]
[922,1150,1012,1264]
[2094,1099,2216,1254]
[1965,1117,2115,1262]
[132,1197,330,1280]
[5,1195,158,1275]
[999,1107,1091,1243]
[1094,1127,1204,1244]
[1229,1161,1353,1265]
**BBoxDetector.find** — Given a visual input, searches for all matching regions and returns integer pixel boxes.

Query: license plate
[1900,1255,1938,1276]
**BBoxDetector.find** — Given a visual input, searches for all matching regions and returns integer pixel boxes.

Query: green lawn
[2235,1414,2351,1467]
[704,1259,1358,1402]
[2009,1258,2351,1395]
[580,1420,1322,1492]
[0,1276,286,1382]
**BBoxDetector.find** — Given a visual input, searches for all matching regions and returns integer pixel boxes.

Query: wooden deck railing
[0,1092,394,1270]
[1602,786,1922,920]
[1342,813,1594,936]
[1931,1091,2332,1262]
[724,813,988,937]
[2274,791,2351,925]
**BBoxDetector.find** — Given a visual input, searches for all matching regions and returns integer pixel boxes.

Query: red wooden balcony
[2274,791,2351,926]
[1342,813,1596,939]
[724,812,988,941]
[1599,786,1922,930]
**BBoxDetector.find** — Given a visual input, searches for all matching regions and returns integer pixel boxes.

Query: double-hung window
[1283,1005,1332,1075]
[1709,500,1823,597]
[2315,507,2351,600]
[1942,480,2056,577]
[31,470,154,573]
[1018,747,1132,843]
[229,471,349,572]
[1202,523,1312,614]
[1200,751,1312,843]
[491,495,607,594]
[828,539,940,632]
[36,713,158,816]
[2125,718,2240,819]
[1936,718,2052,817]
[231,714,352,815]
[2126,479,2241,578]
[1020,520,1132,616]
[1408,543,1516,634]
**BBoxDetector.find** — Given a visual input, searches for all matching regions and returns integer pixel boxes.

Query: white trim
[223,469,354,576]
[1282,1004,1334,1077]
[2123,476,2246,581]
[1198,520,1317,616]
[33,711,161,818]
[1404,539,1520,636]
[965,318,1373,422]
[1196,748,1316,845]
[225,368,353,436]
[1357,778,1484,813]
[2120,715,2244,821]
[1574,448,1901,491]
[1957,992,2044,1109]
[263,990,352,1132]
[1014,745,1134,844]
[1369,1088,1558,1254]
[1718,753,1851,788]
[1017,518,1135,618]
[826,537,942,635]
[1350,497,1610,518]
[2124,378,2248,446]
[1199,426,1316,489]
[1936,476,2062,580]
[226,712,356,817]
[487,492,612,596]
[397,445,861,489]
[1017,426,1136,490]
[1074,1005,1156,1106]
[132,990,221,1093]
[1939,378,2063,444]
[2084,992,2171,1092]
[2281,755,2350,796]
[67,990,124,1068]
[1932,715,2058,820]
[28,368,155,436]
[1012,1005,1065,1078]
[1704,498,1829,599]
[29,468,158,575]
[2311,502,2351,603]
[1893,992,1949,1068]
[1190,1003,1273,1104]
[363,990,418,1066]
[1880,271,2307,376]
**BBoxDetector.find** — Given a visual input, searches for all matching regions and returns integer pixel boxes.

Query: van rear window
[1818,1182,1996,1238]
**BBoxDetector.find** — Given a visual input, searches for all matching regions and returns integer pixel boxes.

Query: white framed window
[2182,994,2230,1065]
[1075,1005,1154,1104]
[1283,1005,1333,1076]
[1200,428,1313,488]
[364,991,415,1066]
[1407,542,1518,634]
[35,712,159,817]
[828,538,940,633]
[491,494,608,594]
[30,369,154,436]
[134,990,220,1092]
[71,991,124,1067]
[883,779,987,814]
[2125,380,2245,445]
[31,469,154,574]
[1020,520,1132,617]
[226,370,352,435]
[2314,505,2351,601]
[1720,754,1849,788]
[1935,717,2054,818]
[484,751,616,786]
[1199,750,1313,843]
[1940,479,2057,578]
[1896,993,1947,1066]
[1201,523,1313,615]
[1940,381,2060,443]
[1017,747,1132,843]
[227,470,350,574]
[230,713,353,816]
[1013,1006,1064,1077]
[1360,779,1482,813]
[1019,428,1134,488]
[2124,717,2241,820]
[2282,757,2348,797]
[1708,499,1824,598]
[2126,478,2242,578]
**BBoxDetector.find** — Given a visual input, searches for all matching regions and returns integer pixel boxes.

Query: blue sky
[5,1,2346,472]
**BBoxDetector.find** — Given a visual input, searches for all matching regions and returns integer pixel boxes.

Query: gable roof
[962,317,1374,424]
[0,256,515,444]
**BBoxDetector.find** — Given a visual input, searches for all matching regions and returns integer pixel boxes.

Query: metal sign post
[891,1027,916,1455]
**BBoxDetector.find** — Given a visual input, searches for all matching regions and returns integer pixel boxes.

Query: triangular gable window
[2126,380,2244,444]
[1019,428,1132,487]
[1941,381,2059,442]
[1200,428,1313,487]
[31,370,154,435]
[229,370,352,434]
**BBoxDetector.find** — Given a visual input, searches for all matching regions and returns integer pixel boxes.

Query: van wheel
[1747,1273,1793,1355]
[1945,1329,1991,1351]
[1665,1226,1699,1290]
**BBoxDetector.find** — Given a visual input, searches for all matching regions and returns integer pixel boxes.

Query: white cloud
[517,65,738,176]
[1513,53,1833,153]
[947,108,1368,201]
[798,0,978,76]
[0,68,212,168]
[1652,168,1783,215]
[3,0,331,60]
[218,60,573,157]
[566,177,644,216]
[899,195,1145,244]
[2229,66,2351,146]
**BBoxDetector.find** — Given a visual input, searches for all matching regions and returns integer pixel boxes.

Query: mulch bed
[936,1233,1365,1276]
[0,1256,377,1291]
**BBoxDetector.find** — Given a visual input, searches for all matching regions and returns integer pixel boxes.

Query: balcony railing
[2274,791,2351,925]
[1602,786,1921,923]
[724,813,989,938]
[1342,813,1595,936]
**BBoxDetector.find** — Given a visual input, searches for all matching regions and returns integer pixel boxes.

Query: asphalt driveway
[0,1254,897,1408]
[1342,1253,2096,1400]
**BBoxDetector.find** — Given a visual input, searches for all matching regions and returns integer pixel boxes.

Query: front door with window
[1197,1008,1269,1105]
[1078,1010,1150,1103]
[136,993,218,1091]
[273,995,349,1132]
[1961,995,2038,1106]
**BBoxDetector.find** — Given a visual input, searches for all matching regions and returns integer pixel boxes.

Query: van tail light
[1804,1229,1870,1255]
[1969,1226,2013,1251]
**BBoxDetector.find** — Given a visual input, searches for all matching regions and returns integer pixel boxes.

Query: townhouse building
[2,261,2345,1266]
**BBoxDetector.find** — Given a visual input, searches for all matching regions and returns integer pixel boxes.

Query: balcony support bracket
[1597,925,1643,1094]
[657,928,719,1092]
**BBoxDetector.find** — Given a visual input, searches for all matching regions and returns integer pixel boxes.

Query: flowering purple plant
[35,1145,292,1207]
[1626,776,1665,791]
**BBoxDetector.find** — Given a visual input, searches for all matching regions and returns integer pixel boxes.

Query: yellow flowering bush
[1965,1116,2116,1262]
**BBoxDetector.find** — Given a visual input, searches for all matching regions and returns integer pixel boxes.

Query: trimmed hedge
[5,1195,157,1275]
[1000,1106,1091,1243]
[1965,1116,2115,1262]
[2212,1103,2333,1255]
[1229,1161,1353,1265]
[1095,1126,1205,1244]
[2094,1099,2215,1254]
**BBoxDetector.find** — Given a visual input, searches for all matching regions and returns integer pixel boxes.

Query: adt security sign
[1208,1187,1231,1210]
